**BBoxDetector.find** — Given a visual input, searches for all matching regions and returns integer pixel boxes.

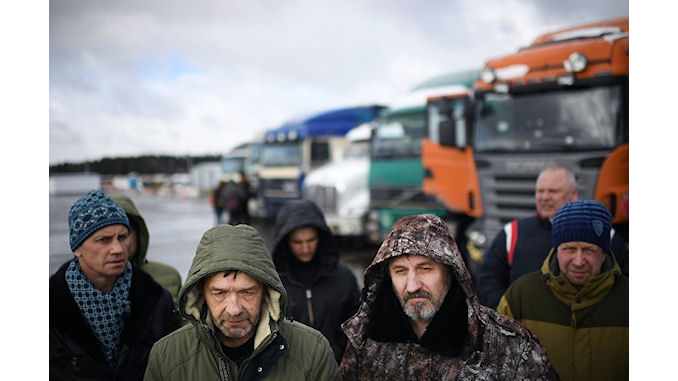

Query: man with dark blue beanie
[50,190,179,381]
[497,200,628,380]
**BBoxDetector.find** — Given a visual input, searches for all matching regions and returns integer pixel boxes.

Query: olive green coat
[110,194,183,306]
[144,224,340,381]
[497,249,628,381]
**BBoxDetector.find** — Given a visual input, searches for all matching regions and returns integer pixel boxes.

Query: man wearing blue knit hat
[50,190,179,381]
[497,200,628,381]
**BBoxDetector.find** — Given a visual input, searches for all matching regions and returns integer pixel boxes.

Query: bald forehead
[537,167,574,187]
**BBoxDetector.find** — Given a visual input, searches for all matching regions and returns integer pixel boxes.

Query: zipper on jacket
[217,355,230,381]
[569,308,576,381]
[306,289,315,326]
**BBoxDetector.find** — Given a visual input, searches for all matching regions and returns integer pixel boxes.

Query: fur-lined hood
[342,214,482,355]
[340,214,559,380]
[178,224,288,349]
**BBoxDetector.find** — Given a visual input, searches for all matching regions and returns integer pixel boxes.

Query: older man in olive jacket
[144,224,340,381]
[497,200,628,381]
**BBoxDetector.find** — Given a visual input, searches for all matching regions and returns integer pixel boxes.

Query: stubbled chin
[537,210,552,219]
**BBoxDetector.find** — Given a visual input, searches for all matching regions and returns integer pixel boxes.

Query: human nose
[571,250,586,267]
[111,238,125,256]
[303,242,313,254]
[224,294,243,316]
[406,272,422,293]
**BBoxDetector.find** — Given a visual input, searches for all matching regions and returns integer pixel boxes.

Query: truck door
[422,95,482,218]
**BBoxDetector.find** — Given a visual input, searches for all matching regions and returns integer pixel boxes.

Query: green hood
[179,224,287,348]
[110,194,149,266]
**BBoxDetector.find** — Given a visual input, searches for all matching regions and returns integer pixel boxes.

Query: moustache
[403,290,433,302]
[219,312,250,323]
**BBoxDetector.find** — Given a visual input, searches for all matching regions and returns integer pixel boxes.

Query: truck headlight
[282,181,297,192]
[480,66,496,83]
[564,52,587,73]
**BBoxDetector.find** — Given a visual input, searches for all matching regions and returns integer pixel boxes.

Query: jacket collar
[541,249,622,310]
[50,260,168,362]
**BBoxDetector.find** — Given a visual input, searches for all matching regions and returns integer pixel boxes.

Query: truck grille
[481,173,538,225]
[261,179,299,198]
[473,151,602,246]
[305,185,337,213]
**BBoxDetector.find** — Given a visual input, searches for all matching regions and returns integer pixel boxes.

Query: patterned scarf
[65,258,132,368]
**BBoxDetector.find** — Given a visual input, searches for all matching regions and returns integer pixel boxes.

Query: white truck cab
[303,123,373,238]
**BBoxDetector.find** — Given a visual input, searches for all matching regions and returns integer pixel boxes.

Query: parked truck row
[220,17,629,274]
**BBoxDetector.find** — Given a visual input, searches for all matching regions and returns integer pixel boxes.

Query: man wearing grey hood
[340,214,558,380]
[144,224,340,381]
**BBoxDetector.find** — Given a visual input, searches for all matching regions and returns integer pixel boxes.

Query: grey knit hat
[68,190,130,251]
[552,200,612,253]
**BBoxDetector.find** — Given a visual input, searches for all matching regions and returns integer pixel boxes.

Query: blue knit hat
[68,190,130,251]
[552,200,612,253]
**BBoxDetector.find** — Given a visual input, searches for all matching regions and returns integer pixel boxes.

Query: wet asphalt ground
[49,192,376,288]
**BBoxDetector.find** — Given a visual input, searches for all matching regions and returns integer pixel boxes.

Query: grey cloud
[49,0,628,164]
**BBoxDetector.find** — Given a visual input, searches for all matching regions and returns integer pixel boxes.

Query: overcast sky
[48,0,628,164]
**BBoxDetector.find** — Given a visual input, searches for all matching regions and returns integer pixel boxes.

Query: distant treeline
[49,154,222,175]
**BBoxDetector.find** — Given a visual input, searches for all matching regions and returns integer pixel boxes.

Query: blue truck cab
[257,105,384,218]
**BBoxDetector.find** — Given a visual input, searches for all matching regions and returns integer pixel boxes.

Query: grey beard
[218,322,252,339]
[217,312,259,339]
[400,287,449,322]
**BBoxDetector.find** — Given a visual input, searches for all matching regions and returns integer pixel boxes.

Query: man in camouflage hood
[340,214,558,380]
[144,224,340,381]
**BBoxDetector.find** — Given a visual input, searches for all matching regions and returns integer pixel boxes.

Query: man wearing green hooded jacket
[144,224,340,381]
[110,194,183,306]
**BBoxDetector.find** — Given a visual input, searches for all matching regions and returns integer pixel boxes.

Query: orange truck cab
[423,17,629,267]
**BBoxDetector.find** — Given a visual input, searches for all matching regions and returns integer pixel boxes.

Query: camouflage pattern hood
[340,214,558,380]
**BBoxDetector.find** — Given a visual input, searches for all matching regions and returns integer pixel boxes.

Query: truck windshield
[345,141,369,158]
[474,85,621,152]
[221,157,244,173]
[371,110,425,157]
[261,142,302,167]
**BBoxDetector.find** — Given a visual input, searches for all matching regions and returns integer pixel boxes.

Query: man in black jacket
[49,190,179,380]
[271,199,360,363]
[478,165,629,308]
